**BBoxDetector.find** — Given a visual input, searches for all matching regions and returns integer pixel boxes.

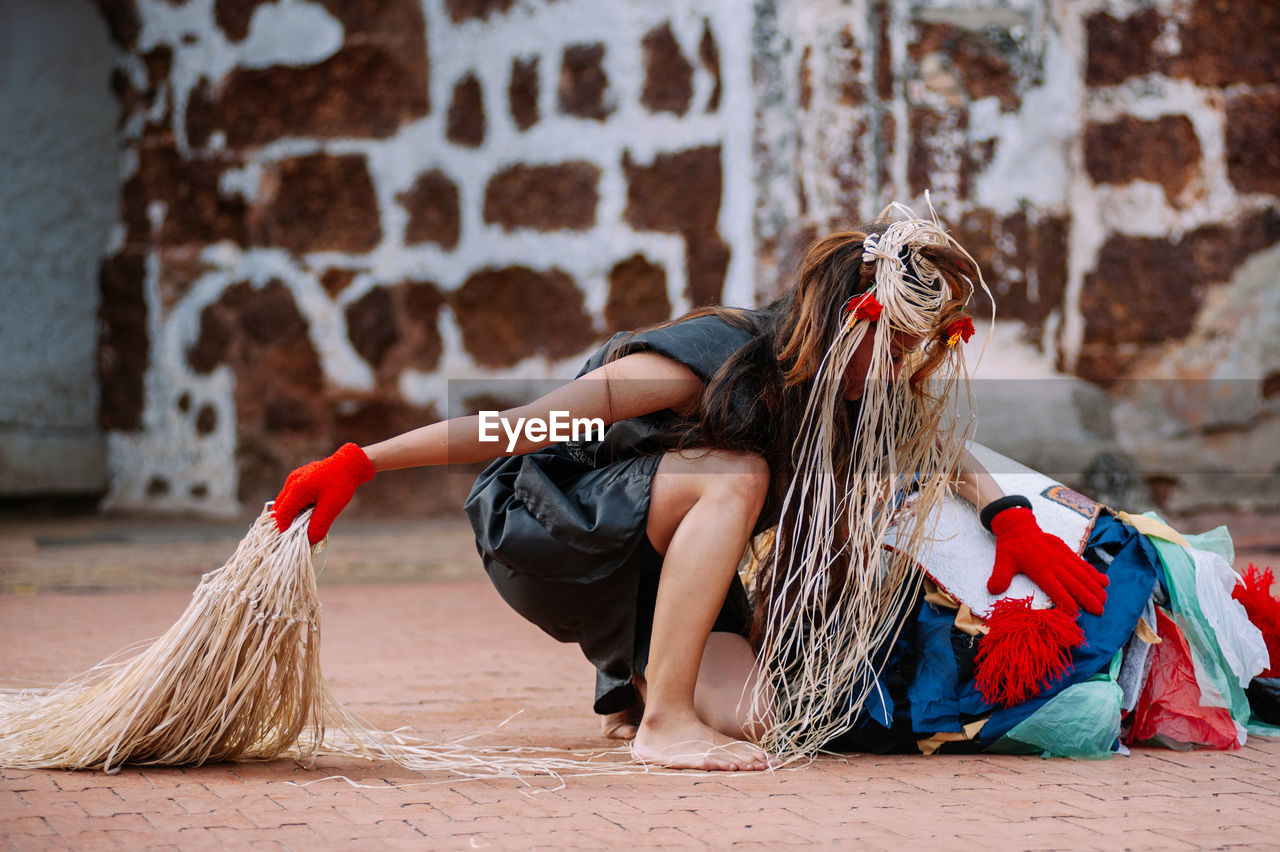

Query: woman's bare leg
[631,450,772,771]
[695,633,773,742]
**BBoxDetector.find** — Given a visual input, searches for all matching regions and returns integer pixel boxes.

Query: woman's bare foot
[601,701,643,740]
[632,710,771,771]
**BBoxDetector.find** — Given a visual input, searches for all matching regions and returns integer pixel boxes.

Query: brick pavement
[2,512,1280,850]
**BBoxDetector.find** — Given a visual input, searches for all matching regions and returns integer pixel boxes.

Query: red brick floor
[2,514,1279,849]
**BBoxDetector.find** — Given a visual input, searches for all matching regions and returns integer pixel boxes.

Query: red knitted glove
[273,443,375,545]
[984,500,1109,617]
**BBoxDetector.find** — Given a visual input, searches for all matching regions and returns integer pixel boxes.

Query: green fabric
[1248,720,1280,738]
[1144,513,1252,730]
[990,653,1124,759]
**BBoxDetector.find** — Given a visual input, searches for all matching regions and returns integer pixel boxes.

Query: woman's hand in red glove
[273,443,376,545]
[983,498,1109,617]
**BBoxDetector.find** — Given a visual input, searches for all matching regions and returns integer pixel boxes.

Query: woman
[272,210,1107,771]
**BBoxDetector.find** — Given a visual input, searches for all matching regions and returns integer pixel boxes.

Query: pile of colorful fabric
[832,447,1280,758]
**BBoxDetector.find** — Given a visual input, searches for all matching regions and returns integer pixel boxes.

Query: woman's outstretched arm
[363,351,703,470]
[274,352,703,542]
[953,447,1003,508]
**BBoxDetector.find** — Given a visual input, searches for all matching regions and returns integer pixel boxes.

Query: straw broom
[0,508,324,771]
[0,507,632,780]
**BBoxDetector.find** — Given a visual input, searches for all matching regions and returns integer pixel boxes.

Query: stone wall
[92,0,753,515]
[90,0,1278,516]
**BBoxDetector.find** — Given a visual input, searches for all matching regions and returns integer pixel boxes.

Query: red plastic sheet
[1127,607,1239,750]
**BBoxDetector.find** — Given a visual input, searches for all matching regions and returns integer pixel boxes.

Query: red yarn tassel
[975,597,1086,707]
[1232,564,1280,678]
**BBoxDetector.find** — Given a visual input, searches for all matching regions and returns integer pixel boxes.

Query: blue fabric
[909,600,964,733]
[974,513,1159,745]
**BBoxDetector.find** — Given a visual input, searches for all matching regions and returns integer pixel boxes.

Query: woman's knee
[646,449,769,553]
[703,451,769,510]
[652,448,768,511]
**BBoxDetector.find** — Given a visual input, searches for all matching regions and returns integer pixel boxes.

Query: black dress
[464,313,759,714]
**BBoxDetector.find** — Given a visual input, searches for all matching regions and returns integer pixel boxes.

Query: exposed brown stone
[1085,9,1161,86]
[195,404,218,435]
[1185,207,1280,283]
[147,476,170,497]
[264,395,319,432]
[188,308,232,375]
[122,142,249,249]
[907,107,969,198]
[397,281,446,372]
[346,287,398,368]
[509,56,540,131]
[877,112,896,197]
[686,234,731,307]
[143,45,174,88]
[1236,207,1280,264]
[317,0,425,46]
[799,46,813,111]
[189,280,316,372]
[109,67,138,129]
[450,267,596,367]
[623,146,721,234]
[255,154,381,254]
[641,23,694,116]
[874,1,892,100]
[236,280,311,345]
[319,268,357,297]
[1226,91,1280,197]
[1082,234,1201,349]
[698,20,721,113]
[910,21,1018,109]
[98,252,149,432]
[157,248,214,313]
[186,280,328,503]
[836,26,864,106]
[205,1,429,146]
[214,0,266,41]
[212,46,429,146]
[907,107,935,197]
[1084,115,1201,203]
[606,255,670,333]
[1079,211,1280,364]
[399,170,460,249]
[959,212,1068,331]
[558,43,612,121]
[447,73,486,147]
[623,146,728,304]
[93,0,141,49]
[442,0,515,23]
[483,162,600,232]
[1172,0,1280,87]
[190,483,209,499]
[177,393,191,413]
[185,77,216,149]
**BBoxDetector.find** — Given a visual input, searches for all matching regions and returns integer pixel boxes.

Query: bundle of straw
[0,508,627,781]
